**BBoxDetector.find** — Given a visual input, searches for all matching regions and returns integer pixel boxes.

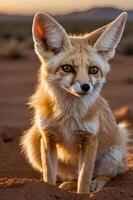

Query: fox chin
[20,12,128,193]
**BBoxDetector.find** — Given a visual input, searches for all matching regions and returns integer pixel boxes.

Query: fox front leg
[77,134,98,193]
[41,136,57,185]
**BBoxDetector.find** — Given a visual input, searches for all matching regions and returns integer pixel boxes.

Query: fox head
[32,12,127,99]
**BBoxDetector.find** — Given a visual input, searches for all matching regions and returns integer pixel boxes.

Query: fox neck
[44,80,102,119]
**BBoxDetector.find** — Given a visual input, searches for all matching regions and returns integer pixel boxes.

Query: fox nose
[80,84,90,92]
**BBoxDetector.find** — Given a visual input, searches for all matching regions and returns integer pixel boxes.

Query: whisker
[96,82,106,85]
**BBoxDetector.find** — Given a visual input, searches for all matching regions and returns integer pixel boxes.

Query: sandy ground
[0,51,133,199]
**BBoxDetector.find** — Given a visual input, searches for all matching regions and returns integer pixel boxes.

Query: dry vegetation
[0,20,133,60]
[0,21,32,59]
[0,39,26,59]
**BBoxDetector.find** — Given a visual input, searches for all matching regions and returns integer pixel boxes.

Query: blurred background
[0,0,133,128]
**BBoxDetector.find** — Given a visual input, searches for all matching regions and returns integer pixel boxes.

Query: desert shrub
[126,77,133,84]
[120,37,133,55]
[0,21,31,41]
[0,39,25,59]
[15,34,26,42]
[122,42,133,55]
[23,38,34,49]
[0,32,12,39]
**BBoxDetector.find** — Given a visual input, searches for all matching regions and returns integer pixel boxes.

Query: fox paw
[59,181,77,191]
[90,176,111,192]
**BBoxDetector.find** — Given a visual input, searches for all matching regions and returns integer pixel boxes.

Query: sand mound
[0,178,90,200]
[0,172,133,200]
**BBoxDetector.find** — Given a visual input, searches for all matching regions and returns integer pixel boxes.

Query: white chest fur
[36,92,100,146]
[36,107,99,146]
[59,116,99,145]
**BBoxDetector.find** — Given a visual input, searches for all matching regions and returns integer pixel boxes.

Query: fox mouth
[74,91,89,96]
[64,86,90,97]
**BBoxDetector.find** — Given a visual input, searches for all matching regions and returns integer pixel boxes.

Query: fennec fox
[21,12,128,193]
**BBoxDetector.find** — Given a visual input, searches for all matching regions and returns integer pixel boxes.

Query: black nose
[81,84,90,92]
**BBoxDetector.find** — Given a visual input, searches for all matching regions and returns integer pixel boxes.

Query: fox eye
[89,66,99,74]
[61,65,75,73]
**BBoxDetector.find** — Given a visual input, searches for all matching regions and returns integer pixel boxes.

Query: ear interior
[86,24,109,46]
[92,12,127,60]
[32,12,71,54]
[34,16,45,42]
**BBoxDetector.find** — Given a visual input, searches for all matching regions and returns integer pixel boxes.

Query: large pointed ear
[32,12,71,58]
[86,24,109,46]
[89,12,127,61]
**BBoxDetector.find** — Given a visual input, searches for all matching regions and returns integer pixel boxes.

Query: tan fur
[21,125,42,172]
[21,12,128,193]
